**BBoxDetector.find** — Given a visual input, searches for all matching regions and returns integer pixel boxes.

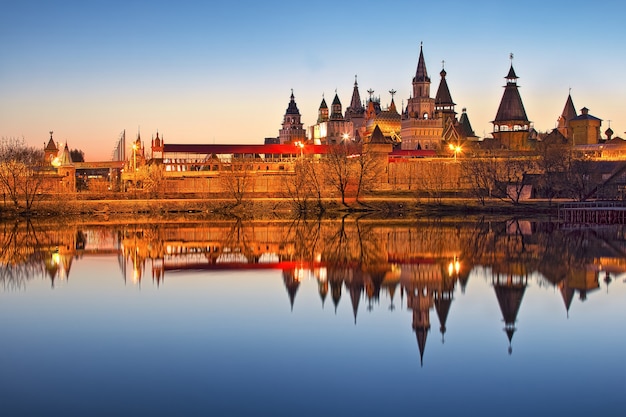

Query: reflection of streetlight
[448,143,462,162]
[132,143,138,172]
[294,141,304,158]
[448,256,461,277]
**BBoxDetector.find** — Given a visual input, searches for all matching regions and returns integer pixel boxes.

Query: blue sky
[1,0,624,160]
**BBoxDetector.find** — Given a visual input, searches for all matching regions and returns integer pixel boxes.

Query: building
[361,91,402,146]
[491,57,531,150]
[278,90,307,144]
[344,76,366,138]
[400,44,477,151]
[570,107,602,146]
[556,93,603,146]
[401,44,441,150]
[308,92,353,144]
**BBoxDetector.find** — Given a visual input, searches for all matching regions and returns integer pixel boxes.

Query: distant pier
[558,201,626,225]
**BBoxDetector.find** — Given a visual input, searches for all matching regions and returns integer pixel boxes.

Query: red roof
[163,143,330,155]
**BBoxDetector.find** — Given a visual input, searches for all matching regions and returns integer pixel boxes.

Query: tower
[434,65,456,124]
[329,92,344,121]
[151,131,164,160]
[401,43,442,150]
[317,96,329,123]
[308,90,353,144]
[569,107,602,145]
[278,90,306,144]
[557,92,577,140]
[44,131,59,164]
[345,76,366,137]
[492,55,531,150]
[57,143,76,192]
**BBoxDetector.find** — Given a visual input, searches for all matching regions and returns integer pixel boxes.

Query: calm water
[1,218,624,416]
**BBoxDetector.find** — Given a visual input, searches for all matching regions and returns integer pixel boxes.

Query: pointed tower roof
[285,90,301,115]
[45,132,58,152]
[347,76,364,113]
[561,93,577,122]
[435,69,455,107]
[458,108,476,137]
[370,125,387,144]
[319,97,328,109]
[330,93,344,121]
[414,43,430,83]
[493,64,529,123]
[389,97,398,114]
[58,143,73,166]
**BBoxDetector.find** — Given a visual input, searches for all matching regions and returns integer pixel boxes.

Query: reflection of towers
[345,269,364,324]
[365,268,386,312]
[492,274,528,355]
[402,264,440,366]
[282,269,301,311]
[433,275,455,343]
[328,269,344,313]
[381,265,401,311]
[315,268,328,307]
[406,283,433,367]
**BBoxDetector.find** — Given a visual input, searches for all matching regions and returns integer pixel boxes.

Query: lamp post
[449,143,461,162]
[294,141,304,158]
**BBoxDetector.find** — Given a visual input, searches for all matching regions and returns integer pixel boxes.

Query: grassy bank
[0,193,562,221]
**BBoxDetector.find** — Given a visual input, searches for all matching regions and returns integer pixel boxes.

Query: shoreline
[0,195,562,221]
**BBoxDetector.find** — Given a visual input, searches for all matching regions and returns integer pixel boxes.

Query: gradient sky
[1,0,625,161]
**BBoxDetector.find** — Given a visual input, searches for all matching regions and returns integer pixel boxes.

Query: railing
[558,201,626,224]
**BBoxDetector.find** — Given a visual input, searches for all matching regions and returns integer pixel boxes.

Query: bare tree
[491,155,537,205]
[534,140,571,203]
[135,162,165,198]
[0,137,46,212]
[462,157,497,205]
[220,163,253,206]
[415,159,454,204]
[323,142,359,206]
[354,145,384,203]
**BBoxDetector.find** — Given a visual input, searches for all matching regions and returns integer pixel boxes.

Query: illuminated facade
[307,93,353,144]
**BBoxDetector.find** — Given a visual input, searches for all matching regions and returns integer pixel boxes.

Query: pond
[1,217,624,416]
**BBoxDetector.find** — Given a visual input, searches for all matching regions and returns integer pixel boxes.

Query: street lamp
[449,143,461,162]
[294,141,304,158]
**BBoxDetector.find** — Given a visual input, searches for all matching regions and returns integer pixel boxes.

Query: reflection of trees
[0,221,46,290]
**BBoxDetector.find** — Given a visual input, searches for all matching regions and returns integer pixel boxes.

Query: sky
[1,0,625,161]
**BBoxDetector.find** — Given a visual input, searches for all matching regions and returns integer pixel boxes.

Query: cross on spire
[389,89,397,99]
[367,89,374,100]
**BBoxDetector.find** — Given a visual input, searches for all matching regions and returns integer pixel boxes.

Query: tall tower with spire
[401,43,444,150]
[345,75,366,136]
[491,55,531,150]
[279,90,306,144]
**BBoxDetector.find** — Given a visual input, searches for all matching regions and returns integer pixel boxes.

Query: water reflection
[1,217,624,364]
